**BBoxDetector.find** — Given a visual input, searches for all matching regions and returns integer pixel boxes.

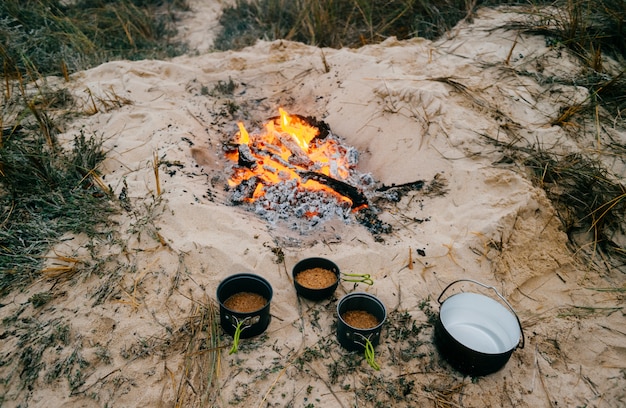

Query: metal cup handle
[437,279,525,349]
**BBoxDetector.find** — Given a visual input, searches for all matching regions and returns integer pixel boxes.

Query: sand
[0,3,624,407]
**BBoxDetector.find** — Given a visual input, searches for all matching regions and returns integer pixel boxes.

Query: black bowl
[336,292,386,351]
[292,257,340,301]
[217,273,273,339]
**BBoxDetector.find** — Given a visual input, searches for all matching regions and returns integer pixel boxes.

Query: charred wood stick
[375,180,425,202]
[375,180,424,192]
[299,171,368,209]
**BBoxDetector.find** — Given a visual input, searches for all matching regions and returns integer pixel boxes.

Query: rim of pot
[217,272,273,313]
[337,292,387,330]
[440,292,520,353]
[292,257,341,290]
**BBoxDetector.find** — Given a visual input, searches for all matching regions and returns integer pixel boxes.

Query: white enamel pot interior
[434,279,524,376]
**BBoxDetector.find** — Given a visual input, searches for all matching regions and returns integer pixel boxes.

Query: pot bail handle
[437,279,525,349]
[342,273,374,286]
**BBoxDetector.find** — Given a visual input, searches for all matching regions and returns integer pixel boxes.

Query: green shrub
[0,0,188,78]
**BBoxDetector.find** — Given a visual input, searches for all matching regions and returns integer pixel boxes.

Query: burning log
[231,176,260,204]
[298,171,393,236]
[299,171,368,209]
[237,144,257,167]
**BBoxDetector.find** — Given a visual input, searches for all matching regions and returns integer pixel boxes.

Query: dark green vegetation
[509,2,626,267]
[525,152,626,262]
[511,0,626,120]
[0,2,191,397]
[214,0,504,50]
[520,0,626,67]
[1,0,189,295]
[1,0,188,78]
[214,0,624,59]
[287,300,449,407]
[0,124,114,296]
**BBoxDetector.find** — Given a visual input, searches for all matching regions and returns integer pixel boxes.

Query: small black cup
[217,273,273,339]
[292,257,340,301]
[336,292,386,351]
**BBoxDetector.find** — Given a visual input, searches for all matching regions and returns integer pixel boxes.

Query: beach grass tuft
[0,0,188,78]
[214,0,492,51]
[0,121,116,295]
[1,0,189,295]
[511,0,626,121]
[524,151,626,267]
[520,0,625,66]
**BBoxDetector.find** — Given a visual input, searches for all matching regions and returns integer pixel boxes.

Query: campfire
[222,108,436,235]
[224,108,381,231]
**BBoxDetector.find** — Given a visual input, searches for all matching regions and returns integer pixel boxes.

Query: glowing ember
[225,108,371,226]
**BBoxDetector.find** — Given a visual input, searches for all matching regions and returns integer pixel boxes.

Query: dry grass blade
[27,100,56,148]
[423,381,465,408]
[586,285,626,292]
[41,255,81,280]
[84,88,99,115]
[550,103,584,127]
[432,76,509,119]
[153,151,161,196]
[589,191,626,233]
[557,305,623,317]
[504,31,520,65]
[116,285,142,312]
[257,357,294,408]
[85,169,111,195]
[173,298,222,407]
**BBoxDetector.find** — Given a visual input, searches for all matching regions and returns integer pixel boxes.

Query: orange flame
[226,108,358,210]
[236,122,250,144]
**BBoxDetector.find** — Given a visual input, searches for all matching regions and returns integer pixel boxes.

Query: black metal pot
[336,292,386,352]
[434,279,525,376]
[217,273,273,339]
[292,257,341,300]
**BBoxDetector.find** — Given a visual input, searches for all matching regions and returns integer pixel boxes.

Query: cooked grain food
[223,292,267,312]
[295,267,337,289]
[342,309,379,329]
